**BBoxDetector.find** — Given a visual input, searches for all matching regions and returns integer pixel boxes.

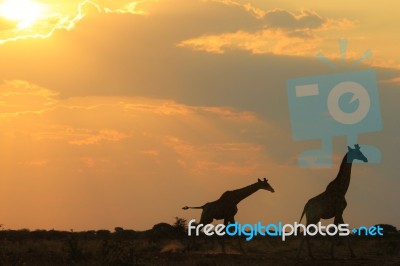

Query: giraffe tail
[295,204,307,235]
[298,204,307,224]
[182,205,203,210]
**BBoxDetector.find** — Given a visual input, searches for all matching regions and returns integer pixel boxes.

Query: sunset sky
[0,0,398,231]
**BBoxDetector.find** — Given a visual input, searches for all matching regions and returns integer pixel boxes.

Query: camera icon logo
[286,69,382,168]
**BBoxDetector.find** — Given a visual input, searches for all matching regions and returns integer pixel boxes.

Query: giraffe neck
[230,183,261,205]
[326,153,353,195]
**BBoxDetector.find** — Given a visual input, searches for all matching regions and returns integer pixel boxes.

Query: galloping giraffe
[183,178,275,252]
[183,178,275,225]
[297,144,368,258]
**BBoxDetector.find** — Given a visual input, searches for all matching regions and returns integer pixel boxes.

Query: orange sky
[0,0,398,231]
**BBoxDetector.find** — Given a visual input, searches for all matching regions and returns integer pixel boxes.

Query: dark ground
[0,226,398,265]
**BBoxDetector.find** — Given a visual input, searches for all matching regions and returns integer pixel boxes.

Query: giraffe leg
[237,235,245,254]
[346,237,355,258]
[296,237,305,258]
[331,215,342,258]
[332,214,355,258]
[185,217,212,253]
[230,218,246,255]
[185,226,200,252]
[339,218,355,258]
[330,229,350,258]
[330,236,335,259]
[296,235,314,259]
[306,236,314,259]
[220,219,229,254]
[296,230,314,259]
[219,235,226,253]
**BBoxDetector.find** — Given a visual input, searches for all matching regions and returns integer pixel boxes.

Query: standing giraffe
[297,144,368,258]
[182,178,275,252]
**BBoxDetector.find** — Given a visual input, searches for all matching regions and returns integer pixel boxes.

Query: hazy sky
[0,0,398,231]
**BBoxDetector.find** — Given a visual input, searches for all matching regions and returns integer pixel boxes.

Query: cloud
[0,80,57,117]
[0,0,149,44]
[162,136,270,177]
[124,101,193,116]
[178,6,357,56]
[263,9,356,31]
[177,28,320,55]
[0,80,280,172]
[383,77,400,85]
[67,129,129,146]
[264,9,325,30]
[205,0,266,19]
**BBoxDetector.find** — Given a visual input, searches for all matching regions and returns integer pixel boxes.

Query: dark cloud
[264,9,325,30]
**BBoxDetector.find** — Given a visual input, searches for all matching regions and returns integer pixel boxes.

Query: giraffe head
[257,178,275,193]
[347,144,368,163]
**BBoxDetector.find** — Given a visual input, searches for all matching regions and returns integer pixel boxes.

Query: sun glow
[0,0,43,29]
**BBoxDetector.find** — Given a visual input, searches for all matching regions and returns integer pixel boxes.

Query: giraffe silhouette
[182,178,275,252]
[297,144,368,259]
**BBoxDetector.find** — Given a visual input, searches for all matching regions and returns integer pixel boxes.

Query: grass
[0,228,397,265]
